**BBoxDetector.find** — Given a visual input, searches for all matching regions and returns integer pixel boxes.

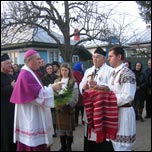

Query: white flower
[58,87,68,95]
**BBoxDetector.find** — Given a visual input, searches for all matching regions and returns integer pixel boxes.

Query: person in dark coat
[144,58,151,118]
[12,63,20,80]
[52,61,60,76]
[132,61,146,122]
[41,63,59,86]
[1,54,16,151]
[37,58,46,78]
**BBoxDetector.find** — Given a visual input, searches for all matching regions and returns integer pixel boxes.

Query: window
[72,55,79,62]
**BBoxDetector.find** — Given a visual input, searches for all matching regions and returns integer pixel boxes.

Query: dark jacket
[1,72,16,151]
[41,73,59,86]
[144,68,151,95]
[133,69,146,101]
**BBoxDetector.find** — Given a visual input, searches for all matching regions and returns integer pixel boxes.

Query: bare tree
[2,1,111,61]
[1,1,141,61]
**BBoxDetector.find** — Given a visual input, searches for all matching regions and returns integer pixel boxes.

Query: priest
[10,50,62,151]
[1,54,16,151]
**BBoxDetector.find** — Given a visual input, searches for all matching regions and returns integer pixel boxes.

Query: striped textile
[83,89,118,143]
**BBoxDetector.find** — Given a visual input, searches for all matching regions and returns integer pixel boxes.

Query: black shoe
[75,123,78,127]
[136,116,139,121]
[53,134,57,137]
[59,146,66,151]
[140,117,144,122]
[67,147,72,151]
[145,115,151,119]
[66,136,73,151]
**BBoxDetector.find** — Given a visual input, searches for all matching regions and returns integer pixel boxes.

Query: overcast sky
[1,1,147,33]
[98,1,146,31]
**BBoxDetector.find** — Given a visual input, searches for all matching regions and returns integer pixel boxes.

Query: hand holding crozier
[88,79,97,88]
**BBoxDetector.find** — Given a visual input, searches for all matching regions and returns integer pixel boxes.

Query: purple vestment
[17,142,50,151]
[10,69,41,104]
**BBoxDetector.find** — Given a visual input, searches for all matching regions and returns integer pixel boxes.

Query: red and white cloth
[83,89,118,143]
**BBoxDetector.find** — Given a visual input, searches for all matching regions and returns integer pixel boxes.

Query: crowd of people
[1,46,151,151]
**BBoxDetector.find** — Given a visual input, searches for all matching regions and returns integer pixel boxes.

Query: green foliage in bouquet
[54,88,73,107]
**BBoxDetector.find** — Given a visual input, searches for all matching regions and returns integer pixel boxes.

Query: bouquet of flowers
[54,87,73,107]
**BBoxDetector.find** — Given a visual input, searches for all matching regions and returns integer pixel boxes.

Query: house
[1,26,86,64]
[1,26,65,64]
[72,46,92,62]
[125,24,151,58]
[82,25,151,60]
[2,24,150,67]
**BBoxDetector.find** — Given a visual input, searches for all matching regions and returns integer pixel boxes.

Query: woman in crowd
[41,63,59,137]
[132,61,146,122]
[54,63,78,151]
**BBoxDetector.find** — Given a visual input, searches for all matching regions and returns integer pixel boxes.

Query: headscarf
[1,54,10,62]
[73,62,84,74]
[52,61,60,68]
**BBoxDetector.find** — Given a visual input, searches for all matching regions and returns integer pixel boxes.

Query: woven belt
[119,103,131,108]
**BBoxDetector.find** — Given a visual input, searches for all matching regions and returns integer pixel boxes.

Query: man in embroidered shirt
[108,46,136,151]
[10,50,62,151]
[79,47,114,151]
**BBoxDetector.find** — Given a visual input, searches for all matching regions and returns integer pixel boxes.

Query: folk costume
[83,89,118,143]
[79,62,115,151]
[10,50,55,151]
[54,77,78,151]
[108,63,136,151]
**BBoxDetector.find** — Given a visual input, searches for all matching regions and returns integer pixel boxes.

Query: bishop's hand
[49,82,64,91]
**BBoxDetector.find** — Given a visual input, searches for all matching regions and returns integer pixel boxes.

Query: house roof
[1,41,58,51]
[1,26,75,46]
[127,25,151,45]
